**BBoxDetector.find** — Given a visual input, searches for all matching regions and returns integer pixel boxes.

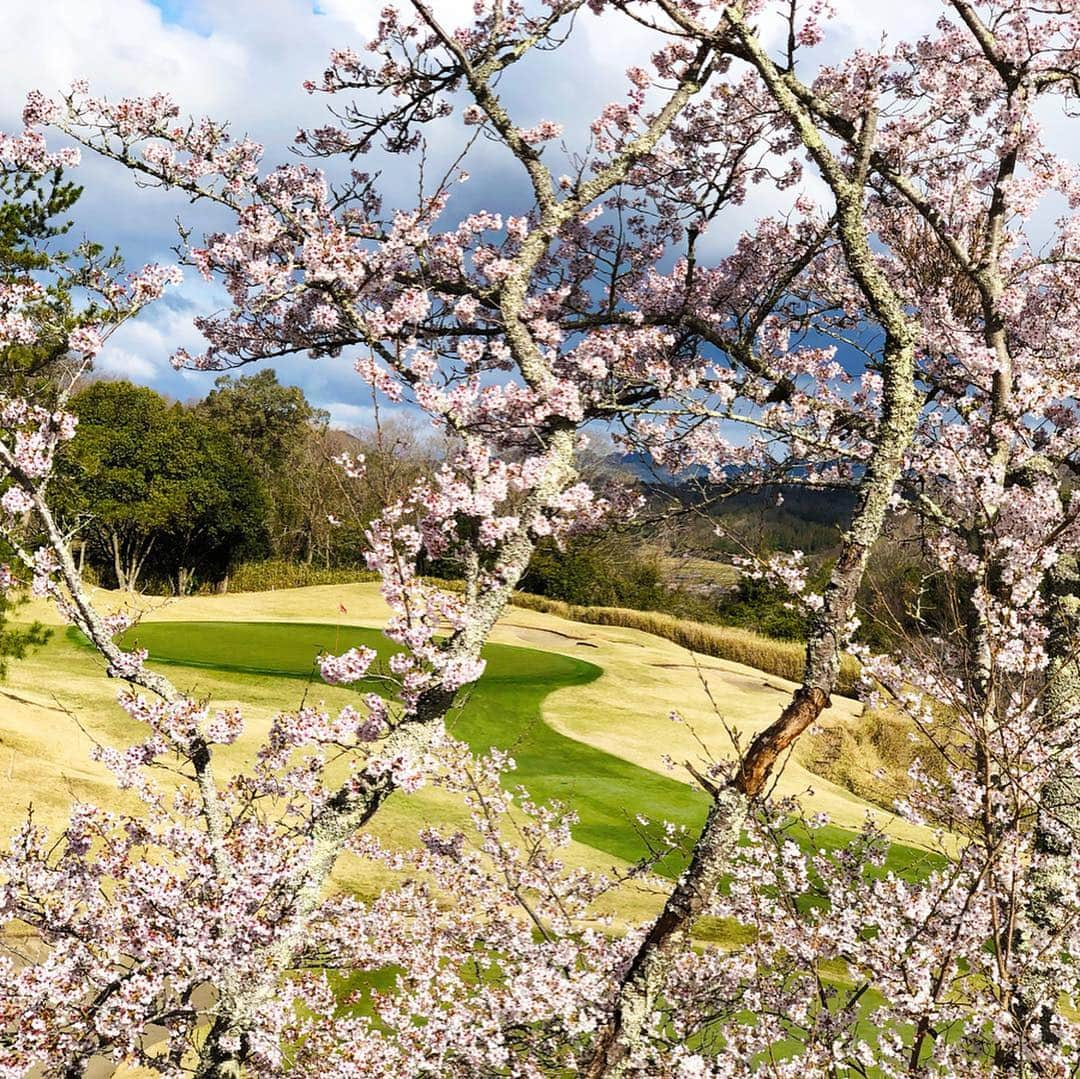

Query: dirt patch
[651,662,728,672]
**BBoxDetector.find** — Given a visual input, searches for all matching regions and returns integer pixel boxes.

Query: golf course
[0,582,938,930]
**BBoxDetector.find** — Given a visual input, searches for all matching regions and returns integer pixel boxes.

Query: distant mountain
[604,452,862,491]
[602,451,712,485]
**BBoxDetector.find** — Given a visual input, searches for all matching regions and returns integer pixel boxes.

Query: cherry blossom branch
[165,19,723,1072]
[0,441,235,888]
[584,6,923,1070]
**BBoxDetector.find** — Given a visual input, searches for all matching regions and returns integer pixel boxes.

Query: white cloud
[93,282,218,394]
[0,0,366,398]
[0,0,970,405]
[3,2,246,125]
[318,0,480,38]
[0,0,350,249]
[828,0,940,48]
[324,401,380,430]
[95,347,160,381]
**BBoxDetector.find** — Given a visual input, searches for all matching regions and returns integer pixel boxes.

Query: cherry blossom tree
[0,4,847,1071]
[585,1,1080,1074]
[3,1,1080,1077]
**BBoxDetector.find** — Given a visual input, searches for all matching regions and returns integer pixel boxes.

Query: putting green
[108,620,706,876]
[100,620,934,879]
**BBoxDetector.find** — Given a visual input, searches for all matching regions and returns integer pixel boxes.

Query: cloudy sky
[2,0,943,428]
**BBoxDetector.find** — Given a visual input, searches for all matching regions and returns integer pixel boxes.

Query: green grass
[105,620,703,876]
[92,620,940,883]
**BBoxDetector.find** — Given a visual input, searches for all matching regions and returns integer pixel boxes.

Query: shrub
[520,536,669,609]
[224,561,379,592]
[713,573,812,641]
[800,705,951,815]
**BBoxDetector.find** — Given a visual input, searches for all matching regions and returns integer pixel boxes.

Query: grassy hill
[2,583,940,931]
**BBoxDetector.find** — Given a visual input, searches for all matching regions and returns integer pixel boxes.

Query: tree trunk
[1014,551,1080,1057]
[191,42,715,1070]
[110,532,128,592]
[1031,553,1080,929]
[584,371,918,1073]
[583,789,749,1078]
[175,566,194,596]
[584,12,921,1072]
[129,536,155,594]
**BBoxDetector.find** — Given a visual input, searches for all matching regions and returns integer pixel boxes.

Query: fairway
[99,620,934,879]
[109,619,711,876]
[0,582,947,933]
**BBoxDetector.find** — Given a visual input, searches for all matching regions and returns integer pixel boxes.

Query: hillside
[2,584,936,929]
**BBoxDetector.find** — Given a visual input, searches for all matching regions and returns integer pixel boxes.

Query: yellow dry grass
[11,583,930,847]
[3,584,930,940]
[507,592,862,694]
[656,553,740,588]
[3,583,938,1076]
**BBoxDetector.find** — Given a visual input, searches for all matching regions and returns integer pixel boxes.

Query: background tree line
[55,372,435,594]
[58,367,938,655]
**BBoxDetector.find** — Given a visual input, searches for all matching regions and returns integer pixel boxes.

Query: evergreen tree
[57,380,270,593]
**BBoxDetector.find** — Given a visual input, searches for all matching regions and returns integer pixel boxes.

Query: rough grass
[224,560,380,592]
[656,554,740,589]
[802,703,956,817]
[801,708,916,809]
[508,592,862,696]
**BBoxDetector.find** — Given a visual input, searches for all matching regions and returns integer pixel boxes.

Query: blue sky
[2,0,943,429]
[147,0,190,25]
